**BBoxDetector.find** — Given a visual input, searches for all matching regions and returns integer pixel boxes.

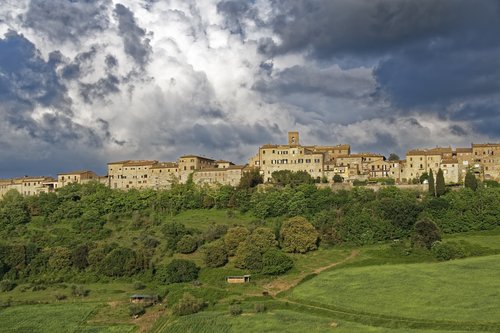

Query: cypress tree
[428,169,435,196]
[435,168,445,197]
[464,170,478,191]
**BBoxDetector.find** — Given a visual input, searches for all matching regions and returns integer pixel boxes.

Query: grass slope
[0,303,134,333]
[290,254,500,324]
[157,309,489,333]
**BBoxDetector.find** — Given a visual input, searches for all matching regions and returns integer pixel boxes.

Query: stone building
[107,160,157,190]
[192,165,247,187]
[472,143,500,181]
[0,176,57,199]
[149,162,179,190]
[57,170,100,188]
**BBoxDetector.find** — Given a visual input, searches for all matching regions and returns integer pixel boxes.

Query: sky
[1,0,499,177]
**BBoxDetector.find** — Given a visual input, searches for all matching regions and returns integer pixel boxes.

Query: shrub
[156,259,199,284]
[229,305,243,316]
[261,249,293,275]
[176,235,198,254]
[224,226,250,256]
[431,241,455,261]
[0,279,16,292]
[71,285,89,297]
[133,281,146,290]
[333,174,343,183]
[203,224,228,243]
[129,304,145,317]
[202,240,228,268]
[54,293,67,301]
[411,218,441,249]
[254,303,267,313]
[172,293,204,316]
[280,217,318,253]
[234,240,263,271]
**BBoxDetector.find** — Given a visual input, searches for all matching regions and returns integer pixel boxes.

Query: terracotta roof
[150,162,178,169]
[456,148,472,153]
[472,143,500,148]
[107,160,131,165]
[58,170,95,176]
[441,158,458,164]
[179,155,216,161]
[407,147,452,156]
[215,160,234,164]
[350,153,384,158]
[124,160,158,167]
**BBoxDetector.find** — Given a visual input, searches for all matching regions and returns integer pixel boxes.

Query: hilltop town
[1,131,499,198]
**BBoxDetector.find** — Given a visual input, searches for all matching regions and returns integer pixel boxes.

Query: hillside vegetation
[0,180,499,332]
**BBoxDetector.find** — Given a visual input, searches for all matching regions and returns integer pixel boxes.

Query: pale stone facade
[107,160,157,190]
[57,170,99,188]
[472,143,500,181]
[192,165,247,187]
[0,176,57,199]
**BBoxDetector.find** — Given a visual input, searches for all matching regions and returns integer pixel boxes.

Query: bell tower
[288,131,299,146]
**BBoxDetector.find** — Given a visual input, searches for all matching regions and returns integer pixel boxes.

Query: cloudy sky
[1,0,499,177]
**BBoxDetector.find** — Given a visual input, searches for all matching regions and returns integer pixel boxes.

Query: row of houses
[249,132,500,185]
[1,131,499,198]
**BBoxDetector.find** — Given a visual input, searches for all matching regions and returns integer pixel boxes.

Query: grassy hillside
[290,254,500,324]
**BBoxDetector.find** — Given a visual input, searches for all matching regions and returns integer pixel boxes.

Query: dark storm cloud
[79,74,120,103]
[217,1,252,35]
[114,4,151,67]
[265,0,500,58]
[23,0,111,42]
[0,31,69,115]
[0,31,105,147]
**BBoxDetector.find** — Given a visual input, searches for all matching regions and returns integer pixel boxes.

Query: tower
[288,131,299,146]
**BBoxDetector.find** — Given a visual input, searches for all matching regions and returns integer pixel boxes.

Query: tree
[172,293,205,316]
[271,170,314,187]
[411,218,441,249]
[435,168,446,197]
[176,235,198,254]
[428,169,435,196]
[161,222,189,251]
[261,249,293,275]
[156,259,199,284]
[224,227,250,256]
[234,240,263,271]
[239,168,263,189]
[388,153,400,161]
[464,170,478,191]
[419,172,429,184]
[71,244,89,270]
[333,174,343,183]
[280,217,318,253]
[202,240,228,268]
[248,227,277,253]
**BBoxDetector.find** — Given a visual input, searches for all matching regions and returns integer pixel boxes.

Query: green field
[0,303,134,333]
[290,254,500,325]
[156,309,489,333]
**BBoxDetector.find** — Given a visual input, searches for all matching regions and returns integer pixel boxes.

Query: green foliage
[254,303,267,313]
[229,304,243,316]
[428,169,435,196]
[156,259,199,284]
[176,235,198,254]
[70,285,89,297]
[238,168,263,189]
[129,304,145,317]
[261,249,293,275]
[202,240,228,268]
[411,218,441,249]
[71,244,89,270]
[464,171,478,191]
[0,190,30,228]
[388,153,400,161]
[271,170,314,187]
[419,172,429,184]
[247,227,277,253]
[162,222,189,251]
[332,174,343,183]
[431,241,457,261]
[280,217,318,253]
[436,168,446,197]
[224,226,250,256]
[234,240,263,271]
[202,224,228,243]
[172,292,205,316]
[0,279,16,292]
[99,247,139,277]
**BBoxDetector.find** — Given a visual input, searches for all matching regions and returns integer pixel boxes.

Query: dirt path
[263,250,359,296]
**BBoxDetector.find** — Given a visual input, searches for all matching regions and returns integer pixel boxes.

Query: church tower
[288,131,299,146]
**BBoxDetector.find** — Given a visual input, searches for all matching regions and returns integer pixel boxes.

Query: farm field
[289,254,500,325]
[156,309,490,333]
[0,303,134,333]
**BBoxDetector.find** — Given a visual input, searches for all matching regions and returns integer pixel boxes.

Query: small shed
[129,294,158,304]
[225,275,251,284]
